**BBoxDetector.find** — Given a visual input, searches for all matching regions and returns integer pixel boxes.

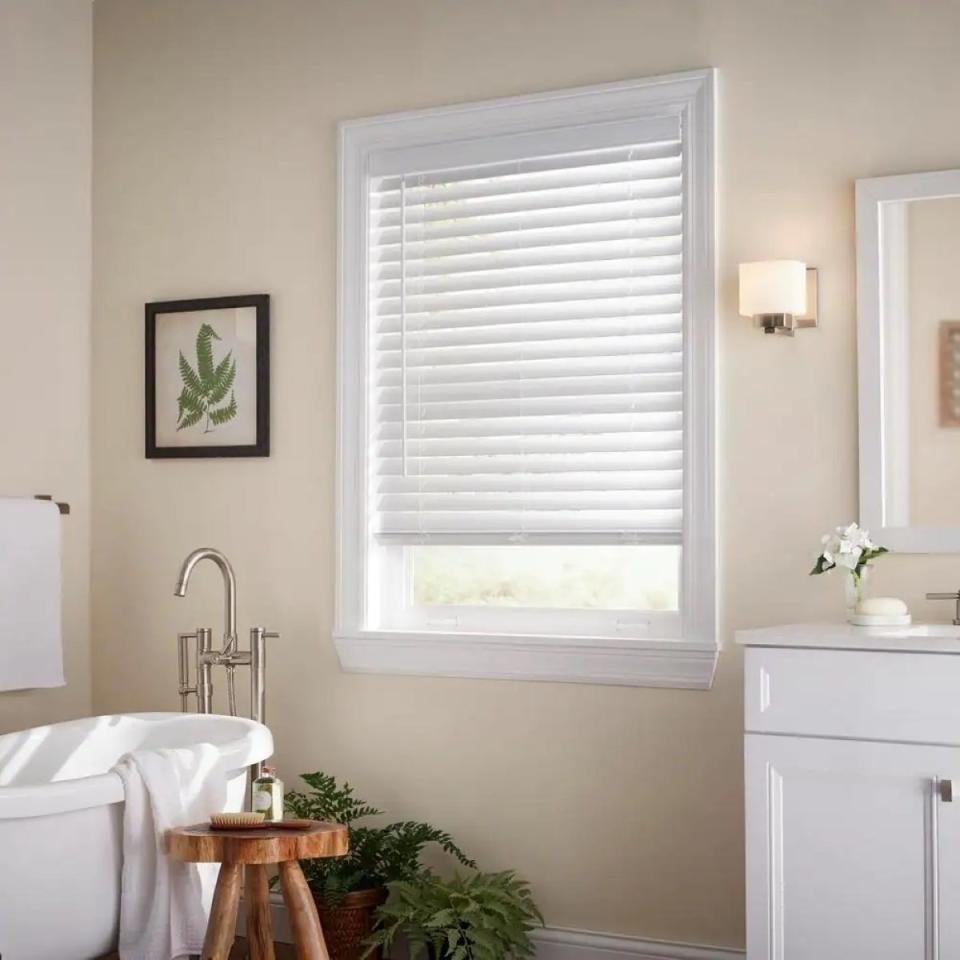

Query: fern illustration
[176,323,238,433]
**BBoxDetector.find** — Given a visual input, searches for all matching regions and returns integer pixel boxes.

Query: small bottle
[252,766,284,822]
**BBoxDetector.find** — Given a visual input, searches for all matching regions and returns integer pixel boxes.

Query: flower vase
[845,567,870,616]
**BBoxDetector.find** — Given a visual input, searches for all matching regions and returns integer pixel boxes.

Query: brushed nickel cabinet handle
[941,779,954,803]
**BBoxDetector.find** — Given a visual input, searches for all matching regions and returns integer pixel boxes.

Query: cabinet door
[746,734,960,960]
[937,771,960,958]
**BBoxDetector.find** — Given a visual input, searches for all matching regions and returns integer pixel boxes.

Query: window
[337,70,717,688]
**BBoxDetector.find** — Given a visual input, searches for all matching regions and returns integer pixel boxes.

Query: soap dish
[848,613,912,627]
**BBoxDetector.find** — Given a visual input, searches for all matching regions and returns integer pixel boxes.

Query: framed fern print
[145,294,270,458]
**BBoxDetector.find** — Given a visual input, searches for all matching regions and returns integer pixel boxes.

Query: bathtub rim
[0,711,273,820]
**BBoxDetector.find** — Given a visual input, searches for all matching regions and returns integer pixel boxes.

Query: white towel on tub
[0,497,63,691]
[114,744,227,960]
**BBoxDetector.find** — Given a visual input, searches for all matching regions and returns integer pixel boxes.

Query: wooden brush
[209,811,266,829]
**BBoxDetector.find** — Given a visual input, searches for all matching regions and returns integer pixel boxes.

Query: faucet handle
[926,591,960,626]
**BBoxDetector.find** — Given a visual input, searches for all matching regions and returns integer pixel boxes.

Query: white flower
[834,547,862,570]
[838,522,874,550]
[813,521,885,577]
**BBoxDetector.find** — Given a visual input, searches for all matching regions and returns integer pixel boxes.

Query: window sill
[333,630,719,689]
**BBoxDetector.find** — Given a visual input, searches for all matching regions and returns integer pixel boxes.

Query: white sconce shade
[739,260,808,317]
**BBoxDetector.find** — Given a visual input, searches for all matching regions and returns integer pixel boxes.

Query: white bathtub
[0,712,273,960]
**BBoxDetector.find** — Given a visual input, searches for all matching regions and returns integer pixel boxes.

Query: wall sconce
[739,260,819,336]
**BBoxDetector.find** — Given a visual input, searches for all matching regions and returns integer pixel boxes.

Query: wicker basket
[314,887,387,960]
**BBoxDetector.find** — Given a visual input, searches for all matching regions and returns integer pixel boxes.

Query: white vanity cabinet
[740,624,960,960]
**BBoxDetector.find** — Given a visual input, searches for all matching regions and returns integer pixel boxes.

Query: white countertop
[736,621,960,655]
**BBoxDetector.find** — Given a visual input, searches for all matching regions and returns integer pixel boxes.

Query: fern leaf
[177,386,206,428]
[211,353,231,389]
[196,323,220,386]
[178,387,205,416]
[177,407,203,431]
[209,354,236,404]
[209,391,238,425]
[178,351,203,395]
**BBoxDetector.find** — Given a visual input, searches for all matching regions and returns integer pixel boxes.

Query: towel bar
[33,495,70,516]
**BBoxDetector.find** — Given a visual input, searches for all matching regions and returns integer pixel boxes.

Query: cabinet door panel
[746,735,960,960]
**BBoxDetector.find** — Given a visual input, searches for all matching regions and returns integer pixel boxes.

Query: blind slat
[376,296,683,334]
[376,314,681,352]
[374,256,682,299]
[377,450,683,476]
[378,491,681,512]
[373,178,682,226]
[377,331,682,367]
[377,411,683,442]
[376,370,682,404]
[378,392,682,425]
[373,236,682,281]
[374,218,682,264]
[376,511,681,535]
[377,353,682,389]
[375,277,682,320]
[376,469,682,494]
[374,198,681,245]
[376,431,682,459]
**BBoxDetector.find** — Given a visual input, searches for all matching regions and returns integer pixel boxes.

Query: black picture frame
[145,294,270,458]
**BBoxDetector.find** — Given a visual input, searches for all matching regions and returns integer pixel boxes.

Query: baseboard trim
[532,926,744,959]
[245,893,744,960]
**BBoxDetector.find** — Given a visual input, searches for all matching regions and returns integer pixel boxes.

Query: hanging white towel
[114,744,227,960]
[0,497,63,691]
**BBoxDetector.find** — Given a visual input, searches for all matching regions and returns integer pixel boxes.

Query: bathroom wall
[0,0,92,733]
[91,0,960,948]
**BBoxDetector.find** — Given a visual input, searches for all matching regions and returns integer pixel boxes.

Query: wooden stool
[166,821,348,960]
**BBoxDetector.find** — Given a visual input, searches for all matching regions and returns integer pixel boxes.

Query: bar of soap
[856,596,909,616]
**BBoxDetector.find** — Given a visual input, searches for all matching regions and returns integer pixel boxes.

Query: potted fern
[284,773,474,960]
[366,870,543,959]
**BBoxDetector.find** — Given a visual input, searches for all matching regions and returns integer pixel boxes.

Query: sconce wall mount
[739,260,819,336]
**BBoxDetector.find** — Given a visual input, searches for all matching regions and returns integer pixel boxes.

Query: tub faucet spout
[174,547,238,655]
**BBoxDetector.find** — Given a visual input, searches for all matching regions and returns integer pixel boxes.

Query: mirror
[858,169,960,552]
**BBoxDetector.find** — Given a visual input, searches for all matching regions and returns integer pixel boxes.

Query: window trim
[336,69,718,689]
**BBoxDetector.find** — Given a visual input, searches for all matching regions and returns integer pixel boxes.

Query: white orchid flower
[812,521,886,579]
[834,547,862,570]
[838,523,867,547]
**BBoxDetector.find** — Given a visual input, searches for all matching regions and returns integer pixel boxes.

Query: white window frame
[335,69,718,689]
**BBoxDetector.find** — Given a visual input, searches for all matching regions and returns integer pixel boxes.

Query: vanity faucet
[926,590,960,625]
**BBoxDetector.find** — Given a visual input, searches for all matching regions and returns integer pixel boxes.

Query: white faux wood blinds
[369,119,684,543]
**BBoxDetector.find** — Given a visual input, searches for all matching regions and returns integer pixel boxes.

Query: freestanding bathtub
[0,712,273,960]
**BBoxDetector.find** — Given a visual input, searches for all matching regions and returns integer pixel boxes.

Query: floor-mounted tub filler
[0,712,272,960]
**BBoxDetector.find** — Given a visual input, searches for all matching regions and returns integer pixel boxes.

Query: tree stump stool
[166,821,348,960]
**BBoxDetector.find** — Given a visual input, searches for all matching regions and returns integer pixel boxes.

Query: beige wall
[91,0,960,948]
[909,197,960,526]
[0,0,92,732]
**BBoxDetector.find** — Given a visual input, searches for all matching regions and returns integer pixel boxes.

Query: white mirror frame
[857,168,960,552]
